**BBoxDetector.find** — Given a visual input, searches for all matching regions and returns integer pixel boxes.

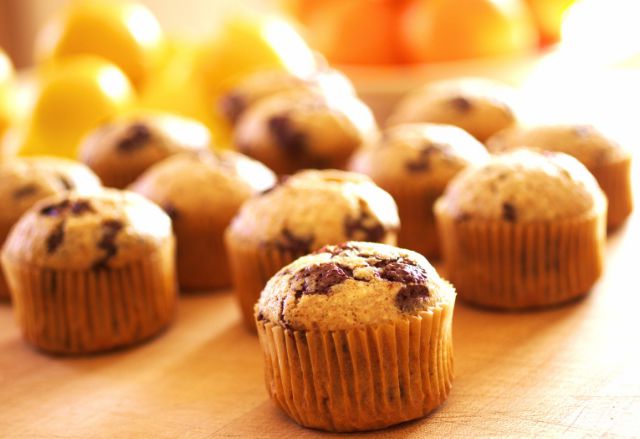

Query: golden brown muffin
[1,189,176,354]
[0,156,102,300]
[349,123,489,258]
[435,149,607,310]
[256,241,456,432]
[225,169,399,330]
[78,113,210,188]
[218,67,355,125]
[233,90,377,175]
[130,150,276,291]
[388,77,519,142]
[487,123,632,229]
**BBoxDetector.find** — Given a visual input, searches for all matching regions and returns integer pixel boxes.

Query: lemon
[35,0,165,87]
[18,56,135,158]
[0,48,16,137]
[139,39,231,148]
[197,14,317,96]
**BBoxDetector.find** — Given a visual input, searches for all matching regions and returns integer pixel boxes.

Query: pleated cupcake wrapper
[383,181,444,259]
[590,156,633,230]
[435,204,606,310]
[226,236,309,331]
[2,246,177,354]
[256,300,455,432]
[174,215,230,291]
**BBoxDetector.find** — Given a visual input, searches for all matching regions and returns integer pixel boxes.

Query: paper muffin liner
[174,214,230,291]
[382,181,444,259]
[1,244,177,354]
[256,300,455,432]
[226,234,309,331]
[590,156,633,230]
[435,203,606,309]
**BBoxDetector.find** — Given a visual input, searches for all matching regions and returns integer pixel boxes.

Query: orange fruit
[401,0,538,63]
[305,0,404,65]
[525,0,575,45]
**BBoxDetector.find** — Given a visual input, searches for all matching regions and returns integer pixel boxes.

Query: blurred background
[1,0,639,160]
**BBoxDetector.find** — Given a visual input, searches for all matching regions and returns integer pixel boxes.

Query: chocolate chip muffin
[225,169,399,330]
[233,90,377,175]
[218,67,355,126]
[388,77,519,142]
[130,150,276,291]
[78,113,211,188]
[435,149,607,310]
[349,123,489,258]
[255,241,455,432]
[487,123,633,229]
[1,189,176,354]
[0,156,102,300]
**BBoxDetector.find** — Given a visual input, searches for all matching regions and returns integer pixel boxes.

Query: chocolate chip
[377,260,428,284]
[163,203,179,221]
[117,123,152,152]
[450,96,473,113]
[271,228,314,255]
[344,206,386,243]
[405,144,440,173]
[58,174,74,191]
[219,93,246,124]
[40,200,71,217]
[256,311,265,322]
[46,222,65,254]
[456,212,472,222]
[268,115,306,156]
[395,284,430,312]
[70,200,94,216]
[290,262,353,297]
[92,219,124,270]
[12,184,38,199]
[502,202,517,222]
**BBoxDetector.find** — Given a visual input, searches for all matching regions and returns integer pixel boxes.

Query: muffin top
[349,123,490,190]
[437,149,605,222]
[234,90,377,175]
[78,113,211,187]
[219,68,355,125]
[0,156,101,225]
[129,150,276,220]
[2,189,173,270]
[486,123,629,169]
[227,170,399,252]
[256,241,455,331]
[388,77,518,142]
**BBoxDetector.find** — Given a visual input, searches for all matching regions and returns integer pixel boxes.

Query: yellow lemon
[19,56,135,158]
[0,48,16,137]
[197,14,317,96]
[140,39,231,148]
[35,0,165,87]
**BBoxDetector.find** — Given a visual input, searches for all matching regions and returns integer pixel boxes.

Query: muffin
[218,67,355,125]
[233,90,377,175]
[388,77,519,142]
[1,189,176,354]
[0,156,102,300]
[487,123,632,229]
[130,150,276,291]
[78,113,210,188]
[349,123,489,258]
[435,149,607,310]
[225,169,399,329]
[255,241,456,432]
